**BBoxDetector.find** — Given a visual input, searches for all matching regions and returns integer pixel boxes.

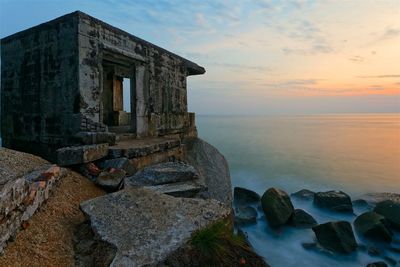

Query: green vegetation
[190,219,269,267]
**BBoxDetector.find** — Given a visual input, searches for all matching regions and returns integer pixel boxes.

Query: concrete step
[144,180,207,198]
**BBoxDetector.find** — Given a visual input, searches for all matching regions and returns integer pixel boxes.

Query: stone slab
[57,143,109,166]
[80,188,231,266]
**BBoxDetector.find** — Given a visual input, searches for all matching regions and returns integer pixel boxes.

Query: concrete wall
[1,14,81,159]
[77,12,199,137]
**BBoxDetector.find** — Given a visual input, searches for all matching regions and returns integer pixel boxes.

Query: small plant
[190,219,268,267]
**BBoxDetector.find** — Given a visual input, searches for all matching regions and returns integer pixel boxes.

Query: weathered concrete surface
[108,138,181,159]
[0,148,66,254]
[183,137,232,206]
[56,143,109,166]
[1,11,204,161]
[125,162,199,186]
[80,188,231,267]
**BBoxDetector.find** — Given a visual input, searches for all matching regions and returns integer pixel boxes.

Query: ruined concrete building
[1,11,205,163]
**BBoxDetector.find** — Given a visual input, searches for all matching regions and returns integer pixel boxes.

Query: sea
[196,114,400,267]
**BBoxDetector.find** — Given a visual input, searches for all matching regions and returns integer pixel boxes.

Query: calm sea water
[197,114,400,267]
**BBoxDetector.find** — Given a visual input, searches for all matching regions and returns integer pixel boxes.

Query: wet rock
[360,193,400,205]
[80,188,231,266]
[383,256,396,266]
[353,199,369,208]
[366,262,388,267]
[261,188,294,227]
[291,189,315,200]
[301,242,318,250]
[183,137,232,206]
[374,200,400,229]
[234,187,260,205]
[312,221,358,253]
[291,209,317,228]
[98,157,136,176]
[354,211,393,242]
[314,190,353,212]
[125,161,198,187]
[367,246,382,256]
[96,169,125,191]
[234,206,258,225]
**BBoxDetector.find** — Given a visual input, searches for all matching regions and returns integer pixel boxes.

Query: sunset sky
[1,0,399,115]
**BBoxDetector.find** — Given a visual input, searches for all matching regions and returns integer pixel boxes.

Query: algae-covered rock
[261,188,294,227]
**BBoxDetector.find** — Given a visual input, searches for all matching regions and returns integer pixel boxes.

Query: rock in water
[183,137,232,206]
[373,200,400,229]
[234,187,261,205]
[291,189,315,200]
[96,169,125,191]
[291,209,317,228]
[261,188,294,227]
[366,262,388,267]
[125,161,199,186]
[314,191,353,212]
[80,188,231,266]
[234,206,258,225]
[354,211,393,242]
[312,221,358,253]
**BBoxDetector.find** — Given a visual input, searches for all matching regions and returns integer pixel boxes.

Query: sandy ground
[0,169,105,267]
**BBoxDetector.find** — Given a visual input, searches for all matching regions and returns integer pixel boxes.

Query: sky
[1,0,399,115]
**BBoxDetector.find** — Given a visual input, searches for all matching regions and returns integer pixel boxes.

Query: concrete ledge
[0,164,67,254]
[57,143,109,166]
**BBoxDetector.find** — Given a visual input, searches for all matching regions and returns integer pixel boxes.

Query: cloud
[282,44,333,55]
[348,56,365,63]
[382,27,400,39]
[211,62,272,72]
[358,75,400,78]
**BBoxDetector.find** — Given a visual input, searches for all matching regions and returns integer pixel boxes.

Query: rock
[312,221,358,253]
[233,187,260,205]
[234,206,258,225]
[361,193,400,205]
[57,143,109,166]
[367,246,382,256]
[261,188,294,227]
[383,256,396,266]
[352,199,369,208]
[98,158,136,176]
[314,190,353,212]
[96,169,125,191]
[367,262,388,267]
[374,200,400,229]
[290,209,317,228]
[80,188,231,266]
[354,211,393,242]
[143,180,206,198]
[302,242,318,250]
[183,137,232,206]
[124,161,198,187]
[291,189,315,200]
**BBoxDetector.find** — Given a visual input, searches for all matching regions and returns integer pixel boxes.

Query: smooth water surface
[196,114,400,267]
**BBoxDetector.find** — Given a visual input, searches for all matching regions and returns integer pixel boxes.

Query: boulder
[314,190,353,212]
[261,188,294,227]
[373,200,400,229]
[366,262,388,267]
[354,211,393,242]
[98,158,136,176]
[96,169,125,191]
[234,187,260,205]
[291,189,315,200]
[234,206,258,225]
[352,199,370,208]
[124,161,198,187]
[79,188,231,266]
[312,221,358,253]
[183,137,232,206]
[290,209,317,228]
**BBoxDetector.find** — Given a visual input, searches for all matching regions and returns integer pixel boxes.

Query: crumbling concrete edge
[0,165,68,254]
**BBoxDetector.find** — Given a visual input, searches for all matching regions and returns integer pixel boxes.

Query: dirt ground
[0,169,105,267]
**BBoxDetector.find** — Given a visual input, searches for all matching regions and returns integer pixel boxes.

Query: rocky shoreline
[233,187,400,267]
